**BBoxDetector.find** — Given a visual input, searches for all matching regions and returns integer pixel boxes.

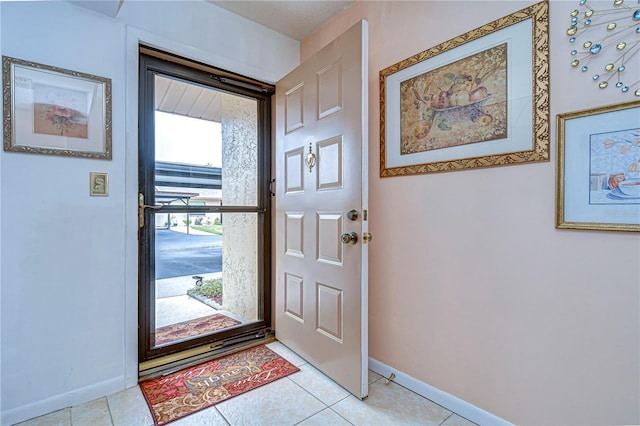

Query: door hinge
[269,178,276,197]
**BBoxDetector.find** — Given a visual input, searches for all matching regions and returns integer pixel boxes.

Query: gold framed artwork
[2,56,112,159]
[556,100,640,232]
[379,1,549,177]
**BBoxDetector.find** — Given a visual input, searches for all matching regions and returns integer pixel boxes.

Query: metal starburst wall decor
[568,0,640,96]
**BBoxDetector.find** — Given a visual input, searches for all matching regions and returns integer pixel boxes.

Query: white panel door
[275,20,369,398]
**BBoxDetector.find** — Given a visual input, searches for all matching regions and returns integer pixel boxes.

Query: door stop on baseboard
[384,372,396,384]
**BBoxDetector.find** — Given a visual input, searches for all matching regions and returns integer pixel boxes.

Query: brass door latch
[138,193,162,228]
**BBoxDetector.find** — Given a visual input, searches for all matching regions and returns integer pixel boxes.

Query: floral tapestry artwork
[33,84,89,138]
[400,43,508,155]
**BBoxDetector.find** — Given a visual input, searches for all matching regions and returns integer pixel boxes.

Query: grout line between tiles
[329,393,351,406]
[328,406,356,426]
[104,396,116,426]
[439,412,455,426]
[286,376,330,424]
[375,376,456,418]
[214,405,232,426]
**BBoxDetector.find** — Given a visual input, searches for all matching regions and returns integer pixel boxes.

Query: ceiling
[71,0,356,123]
[150,1,357,122]
[207,1,354,41]
[155,75,222,122]
[70,0,354,42]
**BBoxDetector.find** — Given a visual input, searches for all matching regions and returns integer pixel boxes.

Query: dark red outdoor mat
[153,313,240,346]
[140,344,300,425]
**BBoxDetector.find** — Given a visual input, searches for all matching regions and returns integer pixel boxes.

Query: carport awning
[155,189,199,205]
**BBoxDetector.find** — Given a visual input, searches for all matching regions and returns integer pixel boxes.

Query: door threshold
[139,329,275,381]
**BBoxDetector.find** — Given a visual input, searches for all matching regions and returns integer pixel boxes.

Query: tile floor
[16,341,477,426]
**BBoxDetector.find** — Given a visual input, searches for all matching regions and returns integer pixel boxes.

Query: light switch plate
[90,172,108,196]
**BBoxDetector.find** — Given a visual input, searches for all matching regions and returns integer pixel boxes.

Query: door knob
[363,232,373,243]
[341,232,358,244]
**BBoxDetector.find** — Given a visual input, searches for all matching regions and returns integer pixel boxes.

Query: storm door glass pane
[151,75,260,348]
[153,213,259,347]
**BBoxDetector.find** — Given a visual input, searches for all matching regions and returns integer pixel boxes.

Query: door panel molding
[285,83,304,133]
[285,212,305,258]
[317,136,344,191]
[316,212,343,266]
[316,282,343,342]
[317,60,343,120]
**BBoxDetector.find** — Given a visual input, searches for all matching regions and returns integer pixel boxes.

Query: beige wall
[301,1,640,425]
[222,93,259,321]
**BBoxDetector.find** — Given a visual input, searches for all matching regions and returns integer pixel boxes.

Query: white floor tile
[332,380,452,426]
[170,406,229,426]
[71,398,112,426]
[441,413,478,426]
[288,363,350,406]
[368,370,382,384]
[265,341,308,367]
[15,408,71,426]
[16,341,478,426]
[215,377,325,426]
[106,386,154,426]
[298,408,353,426]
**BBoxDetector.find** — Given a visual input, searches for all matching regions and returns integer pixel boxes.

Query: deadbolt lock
[347,209,358,221]
[341,232,358,245]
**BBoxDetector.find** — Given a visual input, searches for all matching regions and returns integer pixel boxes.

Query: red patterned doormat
[154,314,241,346]
[140,345,300,425]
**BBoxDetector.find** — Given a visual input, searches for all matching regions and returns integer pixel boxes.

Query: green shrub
[190,225,223,235]
[192,278,222,298]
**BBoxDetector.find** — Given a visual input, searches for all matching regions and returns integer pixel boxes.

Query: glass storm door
[138,50,272,371]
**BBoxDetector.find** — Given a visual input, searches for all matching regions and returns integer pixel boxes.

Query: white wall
[1,4,127,423]
[0,2,4,418]
[301,1,640,425]
[0,1,298,424]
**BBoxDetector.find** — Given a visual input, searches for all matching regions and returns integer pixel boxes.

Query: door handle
[138,193,163,229]
[341,232,358,245]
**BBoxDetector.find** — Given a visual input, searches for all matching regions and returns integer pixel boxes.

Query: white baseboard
[1,376,125,426]
[368,358,512,426]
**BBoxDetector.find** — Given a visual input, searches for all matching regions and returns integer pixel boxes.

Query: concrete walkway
[155,272,222,299]
[154,272,247,329]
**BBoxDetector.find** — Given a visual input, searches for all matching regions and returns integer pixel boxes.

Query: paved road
[155,229,222,279]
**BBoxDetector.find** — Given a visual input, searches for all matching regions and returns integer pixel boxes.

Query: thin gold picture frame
[556,100,640,232]
[379,1,549,177]
[2,56,112,160]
